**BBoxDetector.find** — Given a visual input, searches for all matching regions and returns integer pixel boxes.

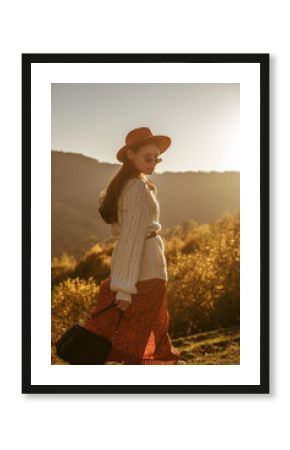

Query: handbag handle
[91,301,124,341]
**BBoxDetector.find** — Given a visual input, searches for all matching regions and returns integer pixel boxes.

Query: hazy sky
[51,83,239,173]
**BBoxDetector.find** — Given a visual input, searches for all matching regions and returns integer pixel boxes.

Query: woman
[84,127,180,365]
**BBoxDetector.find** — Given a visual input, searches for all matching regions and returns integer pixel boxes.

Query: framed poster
[22,53,269,394]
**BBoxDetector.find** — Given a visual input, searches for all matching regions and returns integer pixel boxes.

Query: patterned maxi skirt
[83,275,180,365]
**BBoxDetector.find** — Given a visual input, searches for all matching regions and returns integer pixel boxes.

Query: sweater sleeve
[110,179,151,301]
[115,290,132,303]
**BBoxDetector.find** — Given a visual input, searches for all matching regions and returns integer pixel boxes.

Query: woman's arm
[110,179,151,303]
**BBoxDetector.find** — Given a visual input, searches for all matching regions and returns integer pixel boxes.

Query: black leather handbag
[55,302,124,365]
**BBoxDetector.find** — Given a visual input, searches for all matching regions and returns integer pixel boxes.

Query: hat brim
[117,135,171,162]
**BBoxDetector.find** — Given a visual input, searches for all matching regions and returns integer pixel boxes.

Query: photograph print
[22,53,269,394]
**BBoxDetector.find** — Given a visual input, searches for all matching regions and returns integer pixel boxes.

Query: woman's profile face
[127,143,162,175]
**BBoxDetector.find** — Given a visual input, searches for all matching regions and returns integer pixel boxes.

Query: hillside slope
[52,150,240,259]
[172,326,240,365]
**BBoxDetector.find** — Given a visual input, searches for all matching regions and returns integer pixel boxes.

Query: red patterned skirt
[83,275,180,365]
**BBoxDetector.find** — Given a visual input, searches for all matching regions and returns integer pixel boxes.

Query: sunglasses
[142,156,163,164]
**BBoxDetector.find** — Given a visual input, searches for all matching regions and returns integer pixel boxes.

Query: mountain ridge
[52,150,240,259]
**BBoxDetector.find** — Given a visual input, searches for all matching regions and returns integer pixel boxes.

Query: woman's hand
[115,299,131,311]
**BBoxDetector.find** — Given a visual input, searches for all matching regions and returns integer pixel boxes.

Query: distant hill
[52,150,240,259]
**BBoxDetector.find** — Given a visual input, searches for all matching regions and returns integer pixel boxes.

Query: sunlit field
[52,210,240,365]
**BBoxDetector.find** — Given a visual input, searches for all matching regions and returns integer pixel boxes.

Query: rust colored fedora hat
[116,127,171,163]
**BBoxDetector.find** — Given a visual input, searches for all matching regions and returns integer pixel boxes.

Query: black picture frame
[22,53,269,394]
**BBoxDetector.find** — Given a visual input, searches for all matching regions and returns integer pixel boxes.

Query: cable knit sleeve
[110,179,151,302]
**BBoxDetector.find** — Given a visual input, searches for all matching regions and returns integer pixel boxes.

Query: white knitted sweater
[109,175,168,303]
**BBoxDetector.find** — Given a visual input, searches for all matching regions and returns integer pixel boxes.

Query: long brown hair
[98,145,156,224]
